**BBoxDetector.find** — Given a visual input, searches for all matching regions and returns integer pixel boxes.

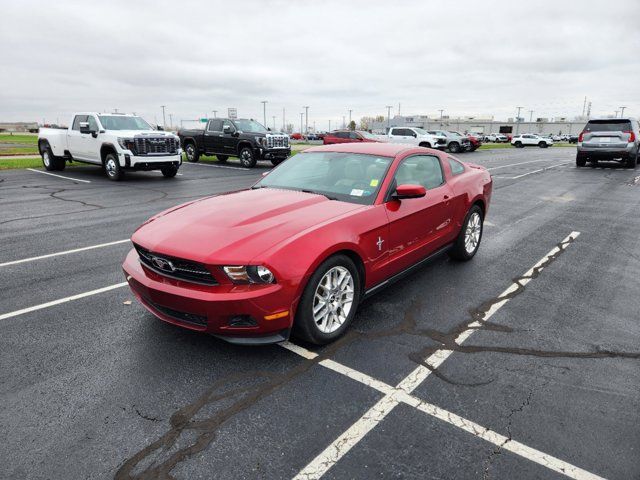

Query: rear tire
[293,254,361,345]
[449,205,483,261]
[217,155,228,163]
[238,146,257,168]
[104,152,124,181]
[40,143,65,171]
[448,142,461,153]
[576,155,586,167]
[161,166,179,178]
[184,142,199,163]
[625,153,638,169]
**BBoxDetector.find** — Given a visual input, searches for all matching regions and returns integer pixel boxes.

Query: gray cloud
[1,0,639,127]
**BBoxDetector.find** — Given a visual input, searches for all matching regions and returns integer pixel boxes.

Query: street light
[300,112,304,135]
[303,106,309,134]
[348,109,352,128]
[438,109,444,120]
[620,106,627,117]
[386,106,393,130]
[515,106,523,134]
[160,105,166,130]
[261,101,268,127]
[212,110,217,118]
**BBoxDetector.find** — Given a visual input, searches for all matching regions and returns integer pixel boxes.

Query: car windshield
[254,152,392,205]
[234,119,268,133]
[98,115,152,131]
[584,120,632,132]
[412,128,429,135]
[358,131,379,140]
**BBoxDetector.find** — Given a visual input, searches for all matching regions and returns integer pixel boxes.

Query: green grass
[0,133,38,144]
[0,146,40,155]
[0,156,44,170]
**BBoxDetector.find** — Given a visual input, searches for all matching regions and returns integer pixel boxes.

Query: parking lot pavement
[1,147,639,479]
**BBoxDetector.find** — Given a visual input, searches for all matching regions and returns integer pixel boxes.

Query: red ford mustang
[122,143,492,345]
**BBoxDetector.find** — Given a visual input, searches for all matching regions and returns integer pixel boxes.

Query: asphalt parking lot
[1,148,639,480]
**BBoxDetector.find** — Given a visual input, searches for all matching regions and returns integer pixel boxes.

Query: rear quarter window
[448,158,465,175]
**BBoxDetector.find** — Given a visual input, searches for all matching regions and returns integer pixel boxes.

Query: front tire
[419,142,432,148]
[448,142,461,153]
[161,166,179,178]
[449,205,483,261]
[238,146,257,168]
[539,142,548,148]
[184,143,199,163]
[271,158,284,166]
[293,254,361,345]
[514,141,523,148]
[104,152,124,181]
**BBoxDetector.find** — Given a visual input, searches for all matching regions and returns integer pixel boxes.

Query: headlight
[256,137,266,146]
[117,137,135,150]
[223,265,275,284]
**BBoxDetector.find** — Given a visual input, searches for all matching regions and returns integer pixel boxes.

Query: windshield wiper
[301,189,337,201]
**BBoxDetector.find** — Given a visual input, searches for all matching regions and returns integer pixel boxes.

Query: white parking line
[293,232,581,479]
[26,168,92,183]
[487,159,554,171]
[182,162,251,171]
[511,162,569,179]
[0,282,128,321]
[0,239,130,267]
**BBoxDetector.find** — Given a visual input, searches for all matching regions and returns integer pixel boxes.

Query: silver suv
[576,118,639,168]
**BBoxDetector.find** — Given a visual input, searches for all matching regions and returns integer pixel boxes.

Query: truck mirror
[223,125,232,133]
[79,122,91,134]
[156,125,164,131]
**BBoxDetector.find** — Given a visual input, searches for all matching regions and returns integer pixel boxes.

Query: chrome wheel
[42,150,50,167]
[186,144,195,160]
[105,157,117,177]
[240,149,253,166]
[312,266,354,334]
[464,212,482,254]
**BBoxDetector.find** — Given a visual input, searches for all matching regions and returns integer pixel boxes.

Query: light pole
[529,110,534,122]
[261,101,268,127]
[272,115,276,130]
[212,110,217,118]
[328,120,331,132]
[342,116,346,129]
[348,109,352,128]
[438,109,444,120]
[169,114,173,130]
[614,110,619,118]
[300,112,304,135]
[303,106,309,134]
[386,106,393,130]
[620,106,627,117]
[515,106,523,134]
[160,105,166,130]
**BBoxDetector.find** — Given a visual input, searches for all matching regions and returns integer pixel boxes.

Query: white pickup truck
[37,112,182,180]
[386,127,447,149]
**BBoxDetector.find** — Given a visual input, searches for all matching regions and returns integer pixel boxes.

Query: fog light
[228,315,257,327]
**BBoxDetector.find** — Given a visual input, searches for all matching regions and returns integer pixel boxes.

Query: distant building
[0,122,39,133]
[368,115,588,136]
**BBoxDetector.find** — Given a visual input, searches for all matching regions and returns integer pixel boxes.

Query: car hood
[111,130,178,138]
[132,188,365,264]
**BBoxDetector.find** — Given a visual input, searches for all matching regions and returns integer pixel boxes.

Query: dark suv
[576,118,639,168]
[178,118,290,167]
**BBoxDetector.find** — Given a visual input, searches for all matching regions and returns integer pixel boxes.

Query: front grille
[266,135,289,149]
[135,244,218,285]
[134,137,178,156]
[145,297,207,326]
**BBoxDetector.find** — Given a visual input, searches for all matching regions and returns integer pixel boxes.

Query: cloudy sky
[1,0,639,128]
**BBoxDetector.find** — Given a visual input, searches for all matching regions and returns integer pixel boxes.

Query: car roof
[303,142,419,157]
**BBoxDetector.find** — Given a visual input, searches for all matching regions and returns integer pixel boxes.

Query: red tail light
[578,131,585,142]
[623,130,635,142]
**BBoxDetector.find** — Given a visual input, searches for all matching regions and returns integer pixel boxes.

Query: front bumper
[256,147,291,160]
[122,249,294,344]
[119,151,183,169]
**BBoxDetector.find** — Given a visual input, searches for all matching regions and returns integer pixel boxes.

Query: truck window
[72,115,88,130]
[87,116,99,131]
[208,119,223,132]
[221,120,235,132]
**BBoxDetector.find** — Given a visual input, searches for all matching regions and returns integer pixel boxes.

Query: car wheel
[104,152,124,181]
[40,143,65,171]
[238,147,257,168]
[419,142,432,148]
[539,142,548,148]
[448,142,461,153]
[576,155,586,167]
[449,205,483,261]
[294,254,361,345]
[625,153,638,169]
[184,142,199,163]
[161,166,179,178]
[217,155,228,163]
[514,141,523,148]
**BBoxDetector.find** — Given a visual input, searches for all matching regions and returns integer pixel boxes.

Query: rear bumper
[122,249,295,344]
[577,144,637,160]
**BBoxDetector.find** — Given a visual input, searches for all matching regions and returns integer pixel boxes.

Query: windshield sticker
[350,189,364,197]
[370,179,379,187]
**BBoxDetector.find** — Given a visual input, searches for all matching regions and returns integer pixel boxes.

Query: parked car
[386,127,446,149]
[484,133,509,143]
[576,118,639,168]
[38,112,182,180]
[569,135,579,144]
[465,133,482,151]
[290,133,304,140]
[323,130,382,145]
[426,130,471,153]
[306,133,321,141]
[122,142,492,345]
[179,118,290,167]
[511,134,553,148]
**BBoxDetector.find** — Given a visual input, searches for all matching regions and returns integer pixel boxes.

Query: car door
[67,115,87,159]
[383,154,455,276]
[84,114,101,163]
[203,119,223,153]
[390,128,410,143]
[220,120,239,153]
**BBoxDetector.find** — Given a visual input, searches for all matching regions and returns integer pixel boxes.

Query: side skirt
[363,243,453,299]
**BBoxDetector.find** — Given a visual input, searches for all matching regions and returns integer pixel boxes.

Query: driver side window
[222,120,235,132]
[393,155,444,190]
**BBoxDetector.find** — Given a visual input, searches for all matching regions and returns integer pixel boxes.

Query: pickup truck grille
[266,135,289,149]
[134,244,218,285]
[134,137,178,156]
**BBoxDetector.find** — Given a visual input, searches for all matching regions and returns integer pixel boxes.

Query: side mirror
[223,125,233,134]
[267,127,272,131]
[156,125,164,131]
[393,184,426,200]
[79,122,91,134]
